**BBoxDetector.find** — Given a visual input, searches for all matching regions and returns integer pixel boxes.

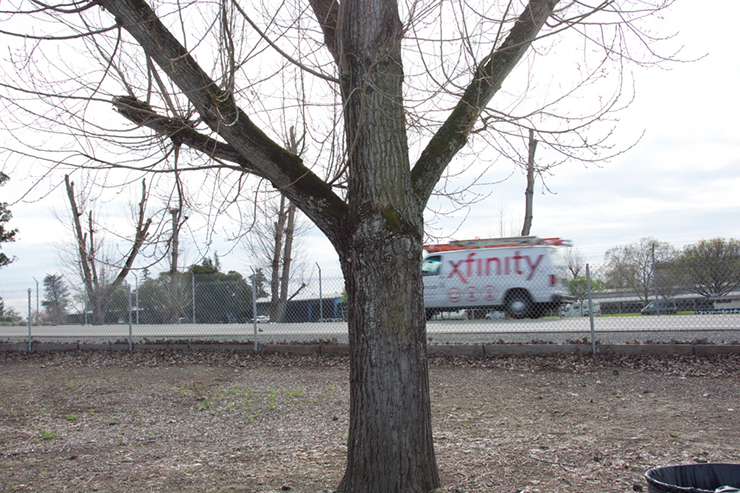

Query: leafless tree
[1,0,680,489]
[162,166,193,322]
[563,246,586,279]
[64,175,153,324]
[247,190,309,321]
[245,128,309,323]
[604,237,677,304]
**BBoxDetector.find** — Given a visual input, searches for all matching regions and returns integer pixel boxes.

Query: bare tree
[604,237,676,304]
[246,128,309,323]
[1,0,680,489]
[163,176,191,323]
[563,246,586,279]
[65,175,153,324]
[492,200,520,238]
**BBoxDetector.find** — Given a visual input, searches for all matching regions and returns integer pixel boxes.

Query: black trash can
[645,463,740,493]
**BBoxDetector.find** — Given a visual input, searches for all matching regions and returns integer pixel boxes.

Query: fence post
[27,288,32,352]
[586,264,596,356]
[251,268,258,351]
[192,271,196,324]
[128,284,133,351]
[132,272,139,325]
[317,263,323,321]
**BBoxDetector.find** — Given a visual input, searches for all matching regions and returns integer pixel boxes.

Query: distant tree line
[565,237,740,306]
[37,258,269,325]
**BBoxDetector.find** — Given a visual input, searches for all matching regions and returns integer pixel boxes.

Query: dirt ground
[0,349,738,493]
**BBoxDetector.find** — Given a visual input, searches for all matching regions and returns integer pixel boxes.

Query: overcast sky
[2,0,738,298]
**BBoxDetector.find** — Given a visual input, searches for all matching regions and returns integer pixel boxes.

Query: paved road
[3,313,739,345]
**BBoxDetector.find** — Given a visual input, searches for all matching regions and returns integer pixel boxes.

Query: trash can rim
[645,463,740,493]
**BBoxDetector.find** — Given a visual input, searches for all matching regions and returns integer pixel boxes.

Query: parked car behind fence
[640,300,677,315]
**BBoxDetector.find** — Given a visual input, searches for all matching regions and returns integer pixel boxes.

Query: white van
[561,302,601,317]
[423,237,574,319]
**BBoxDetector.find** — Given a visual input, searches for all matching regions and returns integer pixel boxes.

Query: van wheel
[506,292,532,319]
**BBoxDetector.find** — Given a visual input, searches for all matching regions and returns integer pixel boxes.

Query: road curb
[483,343,590,355]
[2,342,738,356]
[600,344,695,356]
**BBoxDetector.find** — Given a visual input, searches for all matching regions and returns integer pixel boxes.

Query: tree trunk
[338,226,437,492]
[269,195,288,322]
[335,0,438,488]
[521,128,537,236]
[269,128,301,324]
[273,200,296,323]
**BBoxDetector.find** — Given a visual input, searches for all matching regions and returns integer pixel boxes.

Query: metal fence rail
[2,263,740,349]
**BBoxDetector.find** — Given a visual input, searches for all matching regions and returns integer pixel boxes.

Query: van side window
[422,256,442,276]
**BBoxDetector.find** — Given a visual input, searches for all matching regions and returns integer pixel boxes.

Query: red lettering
[513,251,524,275]
[465,252,476,277]
[447,252,545,281]
[486,257,501,275]
[448,259,467,283]
[525,254,544,280]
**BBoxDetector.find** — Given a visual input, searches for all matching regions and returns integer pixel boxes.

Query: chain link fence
[2,261,739,348]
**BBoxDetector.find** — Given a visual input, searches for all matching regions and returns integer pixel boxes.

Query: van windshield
[422,256,441,276]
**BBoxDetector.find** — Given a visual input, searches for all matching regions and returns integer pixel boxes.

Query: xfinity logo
[447,251,544,282]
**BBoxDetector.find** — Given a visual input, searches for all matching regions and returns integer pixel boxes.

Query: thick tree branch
[411,0,559,206]
[97,0,347,242]
[308,0,341,65]
[112,96,267,178]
